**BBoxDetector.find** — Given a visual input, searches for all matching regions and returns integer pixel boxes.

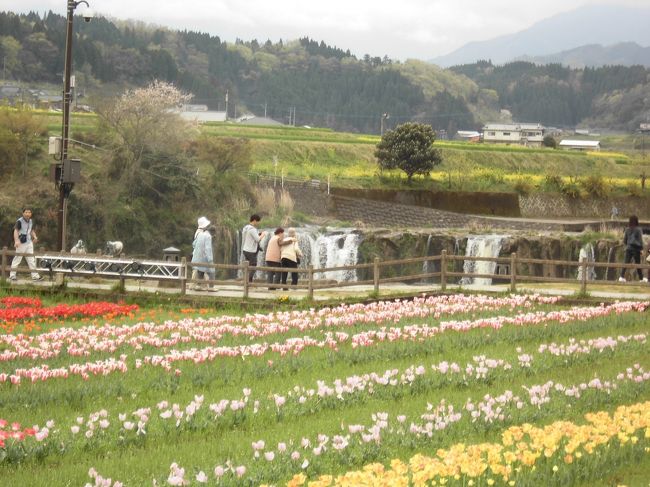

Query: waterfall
[304,229,361,282]
[577,243,596,281]
[422,234,434,282]
[460,235,506,286]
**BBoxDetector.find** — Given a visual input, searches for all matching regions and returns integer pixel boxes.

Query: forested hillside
[451,61,650,130]
[1,10,650,131]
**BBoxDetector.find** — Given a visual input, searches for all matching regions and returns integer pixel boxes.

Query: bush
[580,175,610,198]
[513,178,534,195]
[625,180,642,197]
[560,178,582,199]
[542,135,558,149]
[543,174,564,192]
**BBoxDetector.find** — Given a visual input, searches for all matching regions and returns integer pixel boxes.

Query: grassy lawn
[0,292,648,485]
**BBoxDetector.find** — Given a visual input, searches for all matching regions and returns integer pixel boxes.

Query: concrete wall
[332,188,521,217]
[520,194,650,219]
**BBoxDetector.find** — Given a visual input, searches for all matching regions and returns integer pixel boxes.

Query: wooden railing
[1,246,648,299]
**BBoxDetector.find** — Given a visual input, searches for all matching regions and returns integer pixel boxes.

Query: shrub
[513,178,533,195]
[560,178,582,199]
[625,180,642,197]
[543,174,564,192]
[542,135,557,149]
[256,187,277,215]
[580,175,610,198]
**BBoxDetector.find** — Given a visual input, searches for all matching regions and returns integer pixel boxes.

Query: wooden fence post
[580,257,587,295]
[1,247,6,280]
[510,253,517,293]
[440,250,447,291]
[373,257,380,294]
[243,261,249,299]
[307,265,314,300]
[180,257,187,295]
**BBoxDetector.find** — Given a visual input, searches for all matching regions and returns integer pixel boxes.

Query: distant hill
[518,42,650,68]
[1,9,650,132]
[431,4,650,67]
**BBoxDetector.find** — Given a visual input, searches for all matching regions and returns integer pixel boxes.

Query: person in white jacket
[280,228,303,289]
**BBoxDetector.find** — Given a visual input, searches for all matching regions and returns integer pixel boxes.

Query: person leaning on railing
[280,228,303,290]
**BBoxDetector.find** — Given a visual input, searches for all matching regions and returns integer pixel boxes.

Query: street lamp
[380,112,390,136]
[56,0,93,251]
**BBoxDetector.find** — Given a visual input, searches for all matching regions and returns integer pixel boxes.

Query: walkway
[7,276,650,302]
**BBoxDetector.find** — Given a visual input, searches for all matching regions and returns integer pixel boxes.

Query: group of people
[191,213,304,291]
[241,214,303,289]
[11,206,650,288]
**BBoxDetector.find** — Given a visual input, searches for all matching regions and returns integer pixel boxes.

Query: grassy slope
[37,111,650,193]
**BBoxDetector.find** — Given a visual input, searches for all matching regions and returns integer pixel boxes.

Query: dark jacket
[623,226,644,250]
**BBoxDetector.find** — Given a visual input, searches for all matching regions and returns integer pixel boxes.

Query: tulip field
[0,293,649,486]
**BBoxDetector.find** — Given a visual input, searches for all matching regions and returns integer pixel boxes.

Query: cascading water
[297,229,361,282]
[421,234,435,282]
[577,242,596,281]
[460,235,506,286]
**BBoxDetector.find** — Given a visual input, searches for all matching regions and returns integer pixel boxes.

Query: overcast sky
[4,0,649,60]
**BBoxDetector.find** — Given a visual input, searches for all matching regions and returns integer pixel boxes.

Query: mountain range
[431,4,650,67]
[518,42,650,68]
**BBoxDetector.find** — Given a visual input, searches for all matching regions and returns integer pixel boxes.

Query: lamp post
[56,0,92,251]
[380,112,390,136]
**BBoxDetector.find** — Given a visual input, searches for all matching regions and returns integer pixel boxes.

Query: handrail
[2,246,648,299]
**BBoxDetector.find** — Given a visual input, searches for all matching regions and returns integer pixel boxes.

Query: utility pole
[56,0,91,252]
[263,101,267,118]
[225,90,229,120]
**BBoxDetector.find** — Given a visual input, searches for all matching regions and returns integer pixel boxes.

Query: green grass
[0,295,648,485]
[30,111,650,195]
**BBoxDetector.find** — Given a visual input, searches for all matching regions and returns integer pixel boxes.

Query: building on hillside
[179,110,227,123]
[482,123,545,146]
[237,114,284,126]
[456,130,481,142]
[0,85,23,103]
[559,139,601,151]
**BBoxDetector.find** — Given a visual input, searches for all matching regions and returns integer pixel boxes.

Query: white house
[482,123,545,146]
[456,130,481,142]
[179,110,227,123]
[559,140,601,151]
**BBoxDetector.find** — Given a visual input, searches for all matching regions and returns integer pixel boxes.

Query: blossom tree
[96,80,198,201]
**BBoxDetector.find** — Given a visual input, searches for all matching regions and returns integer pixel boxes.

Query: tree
[542,134,558,149]
[96,80,196,200]
[374,122,442,183]
[0,105,46,175]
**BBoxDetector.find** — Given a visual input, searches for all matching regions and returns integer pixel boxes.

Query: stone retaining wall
[330,195,564,231]
[520,194,650,219]
[257,180,648,230]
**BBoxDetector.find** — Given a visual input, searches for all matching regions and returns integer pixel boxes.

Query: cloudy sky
[5,0,649,60]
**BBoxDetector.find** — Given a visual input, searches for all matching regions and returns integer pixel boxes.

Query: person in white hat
[191,216,214,290]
